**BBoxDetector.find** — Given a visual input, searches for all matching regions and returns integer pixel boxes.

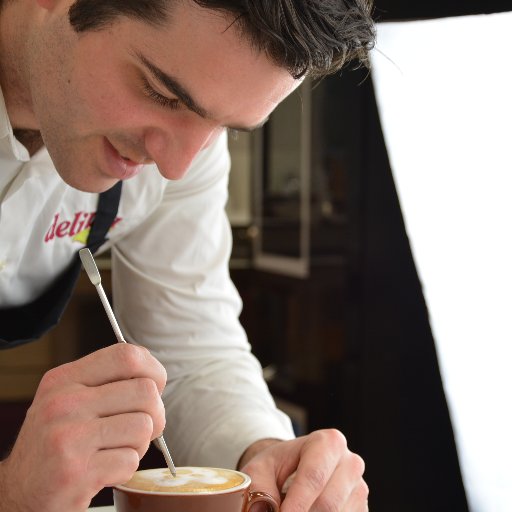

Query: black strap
[0,182,122,348]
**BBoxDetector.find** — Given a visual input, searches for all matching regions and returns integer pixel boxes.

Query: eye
[141,77,180,110]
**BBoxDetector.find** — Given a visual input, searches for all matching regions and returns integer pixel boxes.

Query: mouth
[103,137,145,180]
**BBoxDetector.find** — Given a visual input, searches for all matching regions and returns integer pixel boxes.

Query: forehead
[116,1,300,126]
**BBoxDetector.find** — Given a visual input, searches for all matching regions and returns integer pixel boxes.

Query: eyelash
[140,77,242,138]
[141,78,180,110]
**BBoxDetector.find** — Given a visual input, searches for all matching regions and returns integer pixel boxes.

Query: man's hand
[239,430,369,511]
[0,343,167,512]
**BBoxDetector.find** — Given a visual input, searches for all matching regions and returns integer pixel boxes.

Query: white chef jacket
[0,86,294,468]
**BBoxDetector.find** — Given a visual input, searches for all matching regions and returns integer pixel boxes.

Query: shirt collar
[0,84,31,162]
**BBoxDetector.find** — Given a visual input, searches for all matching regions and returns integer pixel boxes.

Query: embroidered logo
[44,212,122,244]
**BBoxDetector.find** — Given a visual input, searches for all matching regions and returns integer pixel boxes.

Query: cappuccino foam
[121,467,247,494]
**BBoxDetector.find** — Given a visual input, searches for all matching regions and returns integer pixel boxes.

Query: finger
[34,378,166,437]
[280,430,343,511]
[57,448,141,511]
[340,480,370,512]
[244,471,282,512]
[240,456,283,512]
[92,378,166,429]
[280,471,296,495]
[91,413,155,458]
[39,344,167,392]
[87,448,140,491]
[309,458,366,511]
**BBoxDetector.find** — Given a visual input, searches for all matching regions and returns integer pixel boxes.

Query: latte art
[121,467,247,494]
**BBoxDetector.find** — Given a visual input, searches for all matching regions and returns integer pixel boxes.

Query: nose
[144,120,221,180]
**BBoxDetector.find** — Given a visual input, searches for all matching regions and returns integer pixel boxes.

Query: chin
[60,172,119,194]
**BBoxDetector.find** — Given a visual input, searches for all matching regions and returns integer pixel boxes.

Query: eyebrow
[136,52,268,132]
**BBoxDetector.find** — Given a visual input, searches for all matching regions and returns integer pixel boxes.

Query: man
[0,0,375,510]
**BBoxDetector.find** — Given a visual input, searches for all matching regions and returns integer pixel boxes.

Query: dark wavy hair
[67,0,375,78]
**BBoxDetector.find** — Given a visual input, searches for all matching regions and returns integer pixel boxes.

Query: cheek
[77,81,142,130]
[70,57,135,125]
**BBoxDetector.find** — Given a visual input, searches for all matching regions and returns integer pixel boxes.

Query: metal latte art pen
[79,248,177,478]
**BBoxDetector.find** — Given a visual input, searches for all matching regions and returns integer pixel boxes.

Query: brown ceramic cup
[113,466,279,512]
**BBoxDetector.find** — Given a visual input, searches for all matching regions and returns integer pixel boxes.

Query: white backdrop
[371,12,512,512]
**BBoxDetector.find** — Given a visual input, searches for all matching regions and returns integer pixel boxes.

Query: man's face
[26,0,300,192]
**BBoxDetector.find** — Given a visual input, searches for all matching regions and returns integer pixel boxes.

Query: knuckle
[314,494,342,512]
[354,479,370,501]
[111,450,140,487]
[58,463,84,489]
[133,379,165,433]
[350,453,366,476]
[42,395,67,422]
[303,466,328,492]
[155,356,167,378]
[131,415,153,458]
[41,390,84,422]
[46,423,76,454]
[124,412,154,444]
[37,370,56,394]
[138,412,155,438]
[282,500,308,512]
[122,412,154,440]
[92,451,139,492]
[322,428,348,450]
[38,365,68,394]
[136,377,159,400]
[116,344,167,393]
[126,449,141,473]
[117,343,147,372]
[120,450,141,478]
[154,405,166,436]
[312,428,348,453]
[156,364,168,392]
[48,446,85,489]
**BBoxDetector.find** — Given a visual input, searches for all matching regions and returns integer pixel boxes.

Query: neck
[13,128,43,156]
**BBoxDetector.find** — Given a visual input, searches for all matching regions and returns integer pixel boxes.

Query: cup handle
[247,490,279,511]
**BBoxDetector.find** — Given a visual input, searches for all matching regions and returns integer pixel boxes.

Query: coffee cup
[113,466,279,512]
